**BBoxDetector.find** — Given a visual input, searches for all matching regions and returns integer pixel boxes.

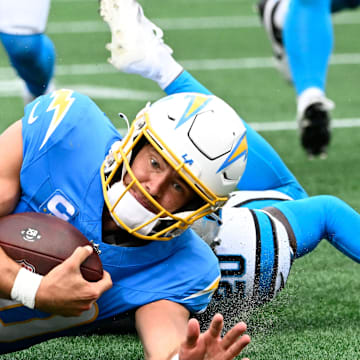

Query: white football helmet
[101,92,248,241]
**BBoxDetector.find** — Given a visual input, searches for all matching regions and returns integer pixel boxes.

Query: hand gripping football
[0,212,103,282]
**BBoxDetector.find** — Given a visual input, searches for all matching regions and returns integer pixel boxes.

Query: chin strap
[107,180,160,235]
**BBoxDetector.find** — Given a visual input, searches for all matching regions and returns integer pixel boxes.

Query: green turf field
[0,0,359,358]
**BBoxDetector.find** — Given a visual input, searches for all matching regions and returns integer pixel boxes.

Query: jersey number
[40,190,78,221]
[214,255,246,300]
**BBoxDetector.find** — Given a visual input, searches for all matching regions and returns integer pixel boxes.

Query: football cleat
[99,0,182,89]
[257,0,291,82]
[297,90,335,158]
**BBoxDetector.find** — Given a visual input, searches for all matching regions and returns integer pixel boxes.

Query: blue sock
[0,33,55,97]
[283,0,333,95]
[273,195,360,262]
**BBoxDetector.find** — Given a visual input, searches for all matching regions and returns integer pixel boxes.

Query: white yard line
[0,80,161,101]
[1,79,359,132]
[1,53,359,80]
[46,13,360,34]
[249,119,360,132]
[70,85,161,100]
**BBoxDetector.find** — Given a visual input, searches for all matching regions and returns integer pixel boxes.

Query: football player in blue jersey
[99,0,360,316]
[0,0,55,104]
[0,89,251,359]
[257,0,360,158]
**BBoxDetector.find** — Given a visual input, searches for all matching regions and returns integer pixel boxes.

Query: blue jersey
[0,90,220,354]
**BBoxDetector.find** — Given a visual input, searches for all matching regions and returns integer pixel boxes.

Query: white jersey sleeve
[192,190,295,308]
[213,206,293,306]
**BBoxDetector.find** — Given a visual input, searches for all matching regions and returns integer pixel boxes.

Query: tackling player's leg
[269,195,360,262]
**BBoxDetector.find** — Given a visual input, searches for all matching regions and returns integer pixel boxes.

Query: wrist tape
[10,267,43,309]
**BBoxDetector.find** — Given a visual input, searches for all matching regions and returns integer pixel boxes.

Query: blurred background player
[0,0,56,104]
[257,0,360,158]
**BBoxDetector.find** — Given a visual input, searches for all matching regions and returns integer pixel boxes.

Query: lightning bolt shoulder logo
[27,100,40,124]
[39,89,76,150]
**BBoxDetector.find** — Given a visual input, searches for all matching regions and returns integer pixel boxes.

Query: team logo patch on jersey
[40,190,79,221]
[40,89,76,150]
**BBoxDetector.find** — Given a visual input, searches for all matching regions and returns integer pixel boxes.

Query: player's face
[124,144,195,213]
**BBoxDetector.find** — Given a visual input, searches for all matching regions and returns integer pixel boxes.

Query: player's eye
[173,182,184,193]
[150,158,160,169]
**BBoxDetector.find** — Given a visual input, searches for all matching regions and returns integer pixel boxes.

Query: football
[0,212,103,282]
